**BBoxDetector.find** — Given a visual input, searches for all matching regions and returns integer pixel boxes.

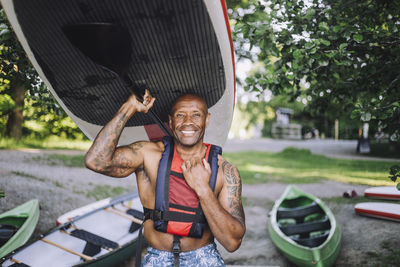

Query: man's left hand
[181,158,211,196]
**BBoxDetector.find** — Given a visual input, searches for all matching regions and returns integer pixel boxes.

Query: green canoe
[268,185,341,267]
[0,199,40,259]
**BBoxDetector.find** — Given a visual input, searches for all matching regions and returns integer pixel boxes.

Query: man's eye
[193,113,201,117]
[176,113,184,117]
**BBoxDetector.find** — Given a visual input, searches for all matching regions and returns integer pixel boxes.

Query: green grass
[11,171,46,182]
[86,185,129,200]
[224,147,397,186]
[31,154,86,168]
[0,136,91,150]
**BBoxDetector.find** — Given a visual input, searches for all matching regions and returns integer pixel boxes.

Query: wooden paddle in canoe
[1,192,143,267]
[0,199,40,259]
[268,185,342,267]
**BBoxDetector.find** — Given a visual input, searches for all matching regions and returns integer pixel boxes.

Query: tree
[227,0,400,142]
[0,7,62,140]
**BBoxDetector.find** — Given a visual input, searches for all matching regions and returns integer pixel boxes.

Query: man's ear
[205,112,210,128]
[168,115,172,129]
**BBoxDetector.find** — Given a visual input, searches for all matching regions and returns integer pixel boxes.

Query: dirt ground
[0,148,399,266]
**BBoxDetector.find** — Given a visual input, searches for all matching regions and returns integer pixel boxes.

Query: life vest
[144,136,222,238]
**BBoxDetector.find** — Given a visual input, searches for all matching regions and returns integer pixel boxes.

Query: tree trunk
[6,78,25,140]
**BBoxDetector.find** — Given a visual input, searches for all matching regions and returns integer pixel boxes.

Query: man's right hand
[129,89,156,114]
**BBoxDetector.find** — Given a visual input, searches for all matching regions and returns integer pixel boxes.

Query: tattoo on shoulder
[128,141,144,155]
[222,160,245,226]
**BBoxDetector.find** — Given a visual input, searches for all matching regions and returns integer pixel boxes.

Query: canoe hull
[1,193,143,267]
[268,185,341,267]
[0,199,40,259]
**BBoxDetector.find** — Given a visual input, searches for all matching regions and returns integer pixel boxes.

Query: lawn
[224,147,397,186]
[18,144,397,186]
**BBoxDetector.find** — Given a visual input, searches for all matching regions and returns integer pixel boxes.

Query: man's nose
[182,115,194,124]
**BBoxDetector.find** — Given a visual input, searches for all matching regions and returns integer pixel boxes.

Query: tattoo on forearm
[223,160,245,227]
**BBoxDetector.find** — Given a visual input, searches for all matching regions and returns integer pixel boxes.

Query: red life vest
[144,136,222,238]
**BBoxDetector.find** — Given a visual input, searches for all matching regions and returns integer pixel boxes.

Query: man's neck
[175,140,206,161]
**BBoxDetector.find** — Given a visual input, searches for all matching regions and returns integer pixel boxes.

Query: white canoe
[56,198,112,225]
[1,192,143,267]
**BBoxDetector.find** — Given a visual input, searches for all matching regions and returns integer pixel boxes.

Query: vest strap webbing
[143,208,206,224]
[173,235,181,267]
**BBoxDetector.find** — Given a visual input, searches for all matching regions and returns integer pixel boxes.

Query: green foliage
[0,188,4,198]
[224,148,397,185]
[227,0,400,142]
[389,165,400,190]
[0,135,91,150]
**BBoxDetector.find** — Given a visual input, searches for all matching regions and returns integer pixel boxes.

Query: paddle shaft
[41,238,93,261]
[104,207,143,225]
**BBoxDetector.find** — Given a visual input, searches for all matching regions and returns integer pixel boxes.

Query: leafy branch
[389,165,400,190]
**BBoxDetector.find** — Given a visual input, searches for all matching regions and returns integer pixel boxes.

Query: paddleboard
[355,202,400,222]
[364,186,400,200]
[1,0,235,147]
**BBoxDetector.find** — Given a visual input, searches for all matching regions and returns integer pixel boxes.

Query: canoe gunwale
[0,199,40,259]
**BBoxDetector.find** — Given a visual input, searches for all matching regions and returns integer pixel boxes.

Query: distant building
[271,108,302,140]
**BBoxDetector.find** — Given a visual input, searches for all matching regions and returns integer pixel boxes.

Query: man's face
[169,95,210,147]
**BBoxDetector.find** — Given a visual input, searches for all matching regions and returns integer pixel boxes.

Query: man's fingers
[202,158,211,171]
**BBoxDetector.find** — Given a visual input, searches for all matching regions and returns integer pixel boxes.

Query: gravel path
[1,140,399,266]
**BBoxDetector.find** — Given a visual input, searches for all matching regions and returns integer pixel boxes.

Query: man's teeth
[182,130,195,134]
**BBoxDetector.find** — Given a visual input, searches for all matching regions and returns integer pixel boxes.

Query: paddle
[104,207,143,225]
[62,23,172,137]
[41,238,93,261]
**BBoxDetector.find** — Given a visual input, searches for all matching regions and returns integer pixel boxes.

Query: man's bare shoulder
[218,155,241,182]
[127,140,164,153]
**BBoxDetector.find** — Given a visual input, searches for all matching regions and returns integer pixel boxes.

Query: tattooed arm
[85,91,155,177]
[182,156,245,252]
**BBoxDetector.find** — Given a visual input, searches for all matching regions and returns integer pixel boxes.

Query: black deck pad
[13,0,225,126]
[9,263,30,267]
[126,209,144,220]
[292,231,330,248]
[82,242,102,257]
[71,229,118,250]
[277,202,323,223]
[126,209,144,233]
[279,217,331,237]
[0,224,18,246]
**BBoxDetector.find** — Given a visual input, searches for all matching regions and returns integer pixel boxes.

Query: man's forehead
[170,94,208,113]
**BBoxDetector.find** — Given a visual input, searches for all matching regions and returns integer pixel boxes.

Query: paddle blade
[62,23,132,76]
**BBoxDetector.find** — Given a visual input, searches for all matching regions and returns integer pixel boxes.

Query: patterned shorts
[141,242,225,267]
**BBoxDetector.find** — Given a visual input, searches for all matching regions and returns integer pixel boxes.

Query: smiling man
[85,91,245,267]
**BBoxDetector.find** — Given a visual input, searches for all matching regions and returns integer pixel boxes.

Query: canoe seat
[291,231,330,248]
[71,229,118,250]
[277,202,323,222]
[279,217,331,236]
[126,209,144,233]
[0,224,18,246]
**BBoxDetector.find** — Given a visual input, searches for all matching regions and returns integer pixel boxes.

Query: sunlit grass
[0,135,92,150]
[224,147,397,186]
